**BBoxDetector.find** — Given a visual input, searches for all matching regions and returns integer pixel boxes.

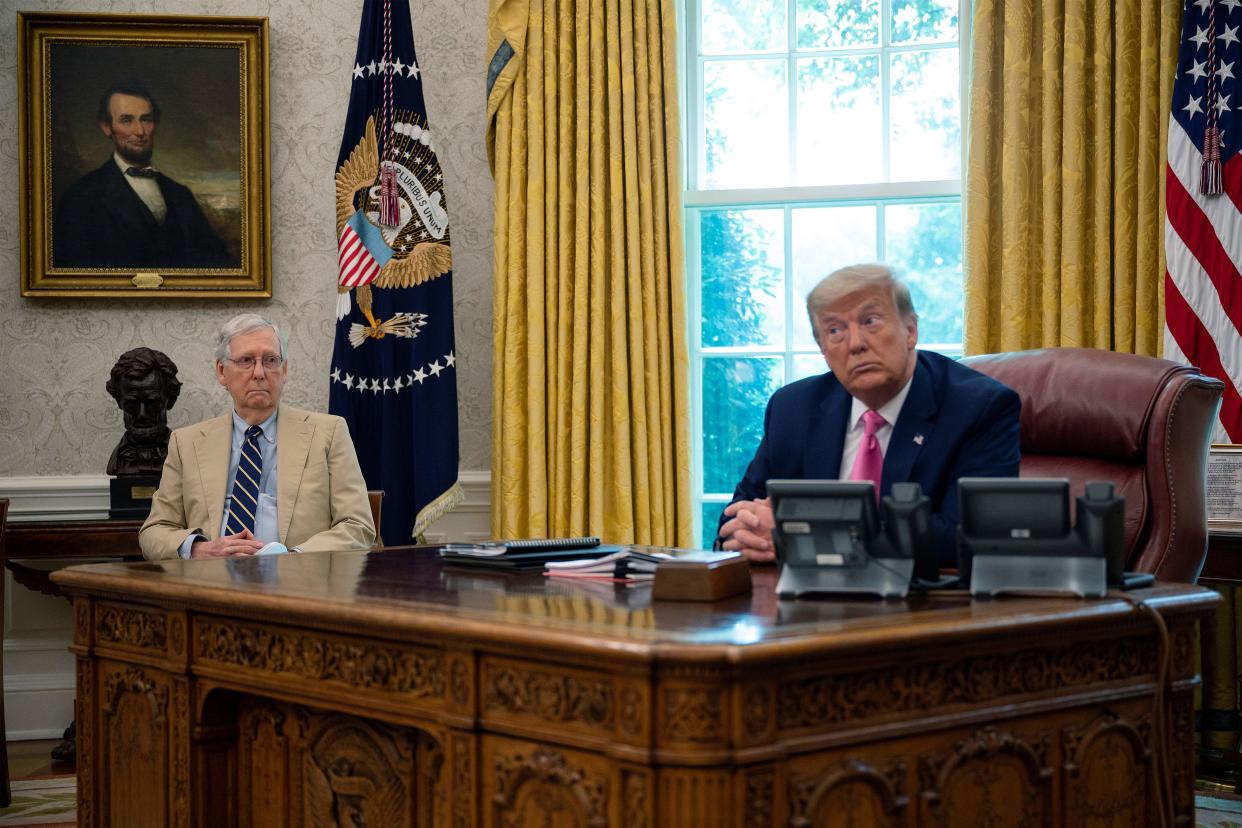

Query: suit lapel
[805,378,851,479]
[192,415,233,540]
[277,407,314,544]
[884,358,938,491]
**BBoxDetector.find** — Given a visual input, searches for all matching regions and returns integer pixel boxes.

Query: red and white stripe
[338,222,381,289]
[1165,116,1242,442]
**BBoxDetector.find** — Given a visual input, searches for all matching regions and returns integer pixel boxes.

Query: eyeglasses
[227,354,283,372]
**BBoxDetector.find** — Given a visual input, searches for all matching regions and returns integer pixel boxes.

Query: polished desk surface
[52,545,1216,661]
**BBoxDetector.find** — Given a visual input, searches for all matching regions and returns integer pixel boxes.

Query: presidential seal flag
[330,0,460,543]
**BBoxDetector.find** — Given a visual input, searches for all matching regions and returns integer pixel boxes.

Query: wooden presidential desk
[52,548,1216,828]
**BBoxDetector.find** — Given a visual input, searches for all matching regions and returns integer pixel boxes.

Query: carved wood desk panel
[52,548,1217,827]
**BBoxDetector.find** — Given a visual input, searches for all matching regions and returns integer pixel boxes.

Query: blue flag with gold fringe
[330,0,460,544]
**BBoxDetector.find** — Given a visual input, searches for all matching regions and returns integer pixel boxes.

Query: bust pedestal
[108,473,162,520]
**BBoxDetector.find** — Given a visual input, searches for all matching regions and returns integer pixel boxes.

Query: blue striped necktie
[226,425,263,535]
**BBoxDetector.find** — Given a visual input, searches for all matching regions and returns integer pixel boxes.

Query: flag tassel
[1203,127,1223,195]
[379,164,400,225]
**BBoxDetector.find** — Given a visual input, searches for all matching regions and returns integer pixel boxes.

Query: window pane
[797,0,879,50]
[689,0,965,551]
[704,59,789,188]
[891,0,958,45]
[791,205,877,349]
[701,501,726,548]
[884,202,962,345]
[792,353,826,380]
[700,209,785,347]
[796,56,882,185]
[889,49,960,181]
[702,0,786,53]
[701,357,783,493]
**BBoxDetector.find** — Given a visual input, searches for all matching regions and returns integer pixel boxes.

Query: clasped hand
[191,529,264,558]
[718,497,776,563]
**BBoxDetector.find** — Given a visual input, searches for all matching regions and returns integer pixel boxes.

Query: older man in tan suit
[139,313,374,560]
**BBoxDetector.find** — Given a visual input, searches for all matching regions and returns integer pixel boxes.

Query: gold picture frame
[18,12,271,297]
[1208,444,1242,535]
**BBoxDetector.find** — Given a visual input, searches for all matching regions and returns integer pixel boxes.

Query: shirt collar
[112,152,158,176]
[231,409,278,443]
[847,371,915,431]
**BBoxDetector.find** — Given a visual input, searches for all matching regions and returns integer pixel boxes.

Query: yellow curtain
[485,0,692,544]
[964,0,1182,355]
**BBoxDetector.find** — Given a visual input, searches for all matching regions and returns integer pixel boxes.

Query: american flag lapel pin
[913,433,924,445]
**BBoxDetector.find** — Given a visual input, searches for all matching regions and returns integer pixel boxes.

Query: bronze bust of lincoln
[105,347,181,477]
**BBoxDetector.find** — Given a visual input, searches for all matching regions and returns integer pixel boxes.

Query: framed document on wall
[17,12,271,297]
[1208,445,1242,533]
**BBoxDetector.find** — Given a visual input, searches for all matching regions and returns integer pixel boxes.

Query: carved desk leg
[71,598,95,827]
[446,729,477,828]
[75,601,188,827]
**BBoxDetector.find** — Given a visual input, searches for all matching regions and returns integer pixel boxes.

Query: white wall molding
[0,475,113,522]
[5,672,75,693]
[455,470,491,507]
[0,471,493,525]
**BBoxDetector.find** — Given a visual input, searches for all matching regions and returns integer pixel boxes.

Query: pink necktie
[849,409,886,499]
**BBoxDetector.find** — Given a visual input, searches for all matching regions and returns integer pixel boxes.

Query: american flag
[1165,0,1242,442]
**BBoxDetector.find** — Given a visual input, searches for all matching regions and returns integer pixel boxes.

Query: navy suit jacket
[53,159,234,269]
[723,349,1021,571]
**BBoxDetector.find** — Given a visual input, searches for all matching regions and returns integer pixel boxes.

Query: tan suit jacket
[139,406,375,560]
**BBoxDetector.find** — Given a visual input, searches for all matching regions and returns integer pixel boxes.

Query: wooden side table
[0,518,143,806]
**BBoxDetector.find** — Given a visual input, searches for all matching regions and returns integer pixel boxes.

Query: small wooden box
[652,552,751,602]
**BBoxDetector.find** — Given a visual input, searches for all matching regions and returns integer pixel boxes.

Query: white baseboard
[5,677,74,740]
[0,470,493,739]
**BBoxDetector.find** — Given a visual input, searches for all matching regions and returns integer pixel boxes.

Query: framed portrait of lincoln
[18,13,271,297]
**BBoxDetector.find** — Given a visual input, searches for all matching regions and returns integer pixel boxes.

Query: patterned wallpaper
[0,0,494,476]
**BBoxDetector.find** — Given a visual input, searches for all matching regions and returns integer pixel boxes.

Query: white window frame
[682,0,971,545]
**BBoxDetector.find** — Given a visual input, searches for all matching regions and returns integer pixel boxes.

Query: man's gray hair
[805,263,918,342]
[213,313,288,363]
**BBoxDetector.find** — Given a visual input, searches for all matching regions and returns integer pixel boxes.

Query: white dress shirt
[838,374,914,480]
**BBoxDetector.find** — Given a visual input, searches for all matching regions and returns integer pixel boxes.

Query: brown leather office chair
[961,348,1224,583]
[368,490,384,550]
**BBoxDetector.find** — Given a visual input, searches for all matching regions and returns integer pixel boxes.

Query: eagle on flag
[334,115,452,348]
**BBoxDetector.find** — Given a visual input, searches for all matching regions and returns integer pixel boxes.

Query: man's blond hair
[805,263,917,342]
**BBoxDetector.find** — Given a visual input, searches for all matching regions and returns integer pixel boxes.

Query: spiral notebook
[439,537,612,570]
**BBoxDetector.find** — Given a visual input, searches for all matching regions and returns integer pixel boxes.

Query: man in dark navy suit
[717,263,1020,573]
[53,80,234,269]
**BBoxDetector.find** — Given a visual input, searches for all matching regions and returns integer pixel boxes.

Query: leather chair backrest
[961,348,1223,582]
